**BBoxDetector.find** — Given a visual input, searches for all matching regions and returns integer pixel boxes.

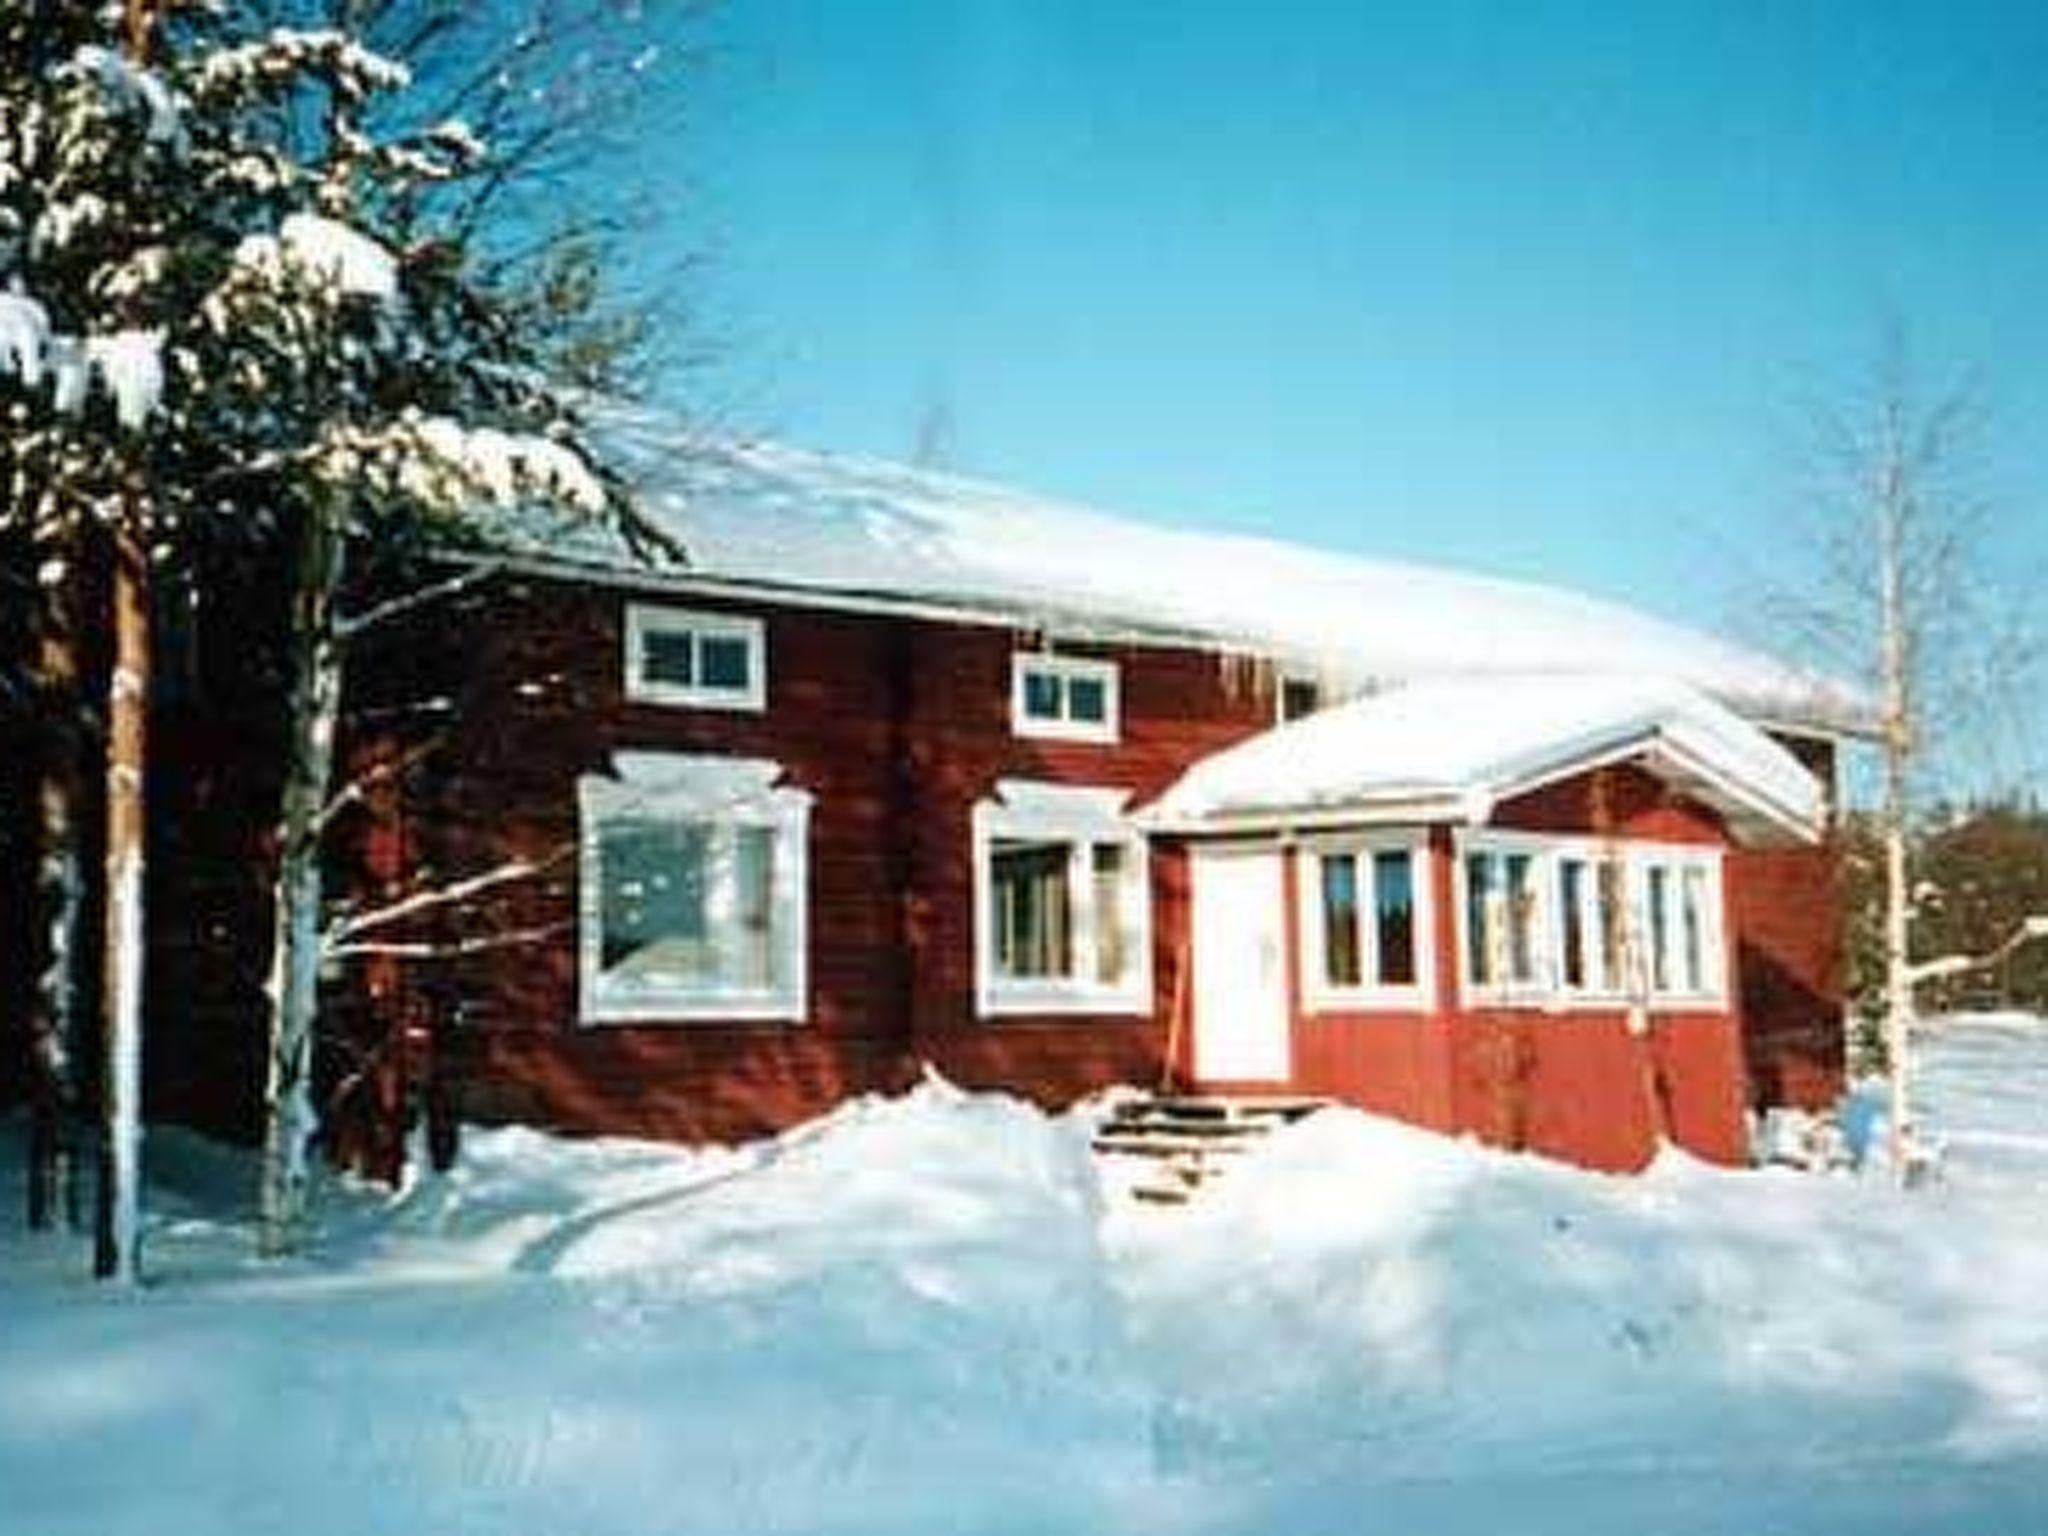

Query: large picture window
[580,754,810,1022]
[1299,834,1432,1010]
[1456,832,1725,1010]
[974,780,1149,1015]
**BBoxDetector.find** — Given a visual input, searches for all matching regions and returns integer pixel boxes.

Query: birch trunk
[259,497,345,1257]
[95,528,148,1283]
[27,599,87,1232]
[1876,429,1916,1183]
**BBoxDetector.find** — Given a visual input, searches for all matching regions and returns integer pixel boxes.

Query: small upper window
[626,604,766,711]
[1011,653,1119,743]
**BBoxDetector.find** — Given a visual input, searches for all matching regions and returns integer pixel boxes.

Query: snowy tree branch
[322,846,571,950]
[312,733,446,834]
[334,559,504,639]
[325,920,571,962]
[1906,916,2048,989]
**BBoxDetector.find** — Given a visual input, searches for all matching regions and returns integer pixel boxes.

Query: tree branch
[326,920,571,962]
[334,558,504,639]
[313,732,446,835]
[1907,915,2048,988]
[323,844,572,950]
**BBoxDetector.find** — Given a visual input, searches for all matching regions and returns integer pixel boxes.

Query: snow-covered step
[1094,1093,1325,1204]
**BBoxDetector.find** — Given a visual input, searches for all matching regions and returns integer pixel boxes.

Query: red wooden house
[267,418,1863,1176]
[141,418,1866,1176]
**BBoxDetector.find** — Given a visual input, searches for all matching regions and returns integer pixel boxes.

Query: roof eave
[1135,789,1483,838]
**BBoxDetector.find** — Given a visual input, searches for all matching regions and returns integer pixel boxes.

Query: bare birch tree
[1760,332,2037,1179]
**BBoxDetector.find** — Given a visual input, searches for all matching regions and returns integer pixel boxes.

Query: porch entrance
[1189,844,1291,1083]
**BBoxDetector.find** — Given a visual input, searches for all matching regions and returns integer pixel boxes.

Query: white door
[1190,846,1291,1083]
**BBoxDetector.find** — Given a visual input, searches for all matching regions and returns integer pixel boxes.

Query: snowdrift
[3,1020,2046,1534]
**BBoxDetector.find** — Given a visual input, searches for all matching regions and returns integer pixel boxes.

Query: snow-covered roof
[1139,674,1824,847]
[553,411,1874,739]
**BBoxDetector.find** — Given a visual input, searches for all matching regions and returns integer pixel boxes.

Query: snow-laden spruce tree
[1,0,673,1271]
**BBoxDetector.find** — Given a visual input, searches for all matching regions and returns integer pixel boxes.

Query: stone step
[1092,1128,1257,1158]
[1095,1093,1328,1206]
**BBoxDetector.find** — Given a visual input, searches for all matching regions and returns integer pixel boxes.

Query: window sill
[623,684,765,713]
[582,991,805,1025]
[1010,719,1119,745]
[977,985,1150,1019]
[1460,989,1730,1015]
[1303,987,1433,1015]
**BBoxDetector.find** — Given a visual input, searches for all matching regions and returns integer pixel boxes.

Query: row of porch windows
[1457,841,1721,1002]
[582,773,1723,1020]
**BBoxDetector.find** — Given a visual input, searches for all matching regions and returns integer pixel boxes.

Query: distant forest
[1842,800,2048,1055]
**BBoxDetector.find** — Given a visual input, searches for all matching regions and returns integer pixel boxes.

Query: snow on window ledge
[972,779,1152,1020]
[578,753,810,1026]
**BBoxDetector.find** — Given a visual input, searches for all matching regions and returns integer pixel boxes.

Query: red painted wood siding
[320,573,1843,1175]
[897,629,1271,1102]
[1255,770,1757,1171]
[350,580,1279,1149]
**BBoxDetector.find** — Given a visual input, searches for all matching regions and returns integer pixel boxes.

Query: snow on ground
[4,1024,2047,1535]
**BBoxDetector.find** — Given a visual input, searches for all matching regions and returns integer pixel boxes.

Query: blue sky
[632,2,2047,780]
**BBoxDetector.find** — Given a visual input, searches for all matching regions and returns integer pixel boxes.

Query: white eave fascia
[1133,788,1483,838]
[444,548,1288,659]
[1639,736,1823,849]
[1476,726,1821,849]
[438,550,1869,747]
[1141,730,1819,849]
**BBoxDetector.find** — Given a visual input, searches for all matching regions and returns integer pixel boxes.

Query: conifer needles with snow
[1,0,675,1269]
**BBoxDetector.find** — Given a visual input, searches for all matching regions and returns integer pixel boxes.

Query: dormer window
[626,604,766,711]
[1011,653,1118,743]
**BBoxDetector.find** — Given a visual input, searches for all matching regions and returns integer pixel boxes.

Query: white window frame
[1010,653,1120,744]
[1297,831,1434,1012]
[1551,846,1628,999]
[1453,831,1727,1013]
[1275,670,1325,725]
[972,779,1151,1017]
[1630,848,1727,1007]
[624,603,767,712]
[579,753,810,1023]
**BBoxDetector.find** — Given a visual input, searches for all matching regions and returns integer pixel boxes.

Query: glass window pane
[1066,674,1107,723]
[1559,858,1587,989]
[600,819,709,981]
[1680,865,1708,993]
[1597,859,1626,992]
[640,629,695,688]
[1093,843,1128,983]
[1373,850,1416,986]
[1647,865,1672,992]
[1505,853,1537,982]
[729,826,777,988]
[993,839,1072,978]
[1280,677,1321,722]
[1321,855,1362,987]
[1022,669,1063,720]
[698,633,752,692]
[1465,852,1495,985]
